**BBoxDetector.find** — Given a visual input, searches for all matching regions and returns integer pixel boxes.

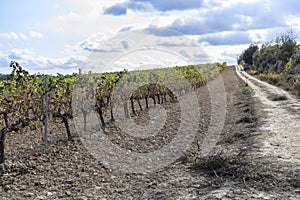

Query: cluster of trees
[238,31,298,73]
[238,30,300,95]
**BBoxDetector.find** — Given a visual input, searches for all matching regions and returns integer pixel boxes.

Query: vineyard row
[0,61,226,163]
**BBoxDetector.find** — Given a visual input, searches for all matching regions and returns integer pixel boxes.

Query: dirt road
[236,65,300,167]
[235,65,300,199]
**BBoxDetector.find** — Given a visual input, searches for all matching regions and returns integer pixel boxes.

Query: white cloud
[9,32,19,39]
[55,12,80,21]
[284,15,300,29]
[110,51,189,72]
[248,29,268,43]
[19,33,29,40]
[0,32,38,41]
[2,0,300,74]
[8,48,34,56]
[1,48,86,74]
[232,14,253,29]
[198,31,252,45]
[204,44,249,64]
[0,32,19,39]
[29,31,44,39]
[207,0,261,9]
[78,32,108,52]
[118,25,135,32]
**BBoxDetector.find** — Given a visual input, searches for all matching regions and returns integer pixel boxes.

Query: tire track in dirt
[236,65,300,167]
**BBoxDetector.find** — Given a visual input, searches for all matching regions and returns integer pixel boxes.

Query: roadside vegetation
[238,30,300,96]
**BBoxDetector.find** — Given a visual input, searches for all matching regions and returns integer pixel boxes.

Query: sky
[0,0,300,74]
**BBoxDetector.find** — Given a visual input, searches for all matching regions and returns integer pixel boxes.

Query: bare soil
[0,66,299,199]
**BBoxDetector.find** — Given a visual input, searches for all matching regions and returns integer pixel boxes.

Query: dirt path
[233,65,300,199]
[236,65,300,167]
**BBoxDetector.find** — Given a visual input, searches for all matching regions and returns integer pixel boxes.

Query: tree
[238,44,258,66]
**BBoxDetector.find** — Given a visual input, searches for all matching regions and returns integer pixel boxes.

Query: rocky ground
[0,66,299,199]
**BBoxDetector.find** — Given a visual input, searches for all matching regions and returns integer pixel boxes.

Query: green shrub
[259,73,282,85]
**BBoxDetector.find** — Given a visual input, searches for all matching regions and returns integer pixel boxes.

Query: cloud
[193,51,211,62]
[8,53,22,60]
[248,29,268,43]
[129,0,203,11]
[19,33,29,40]
[118,25,135,32]
[267,0,300,15]
[143,28,182,37]
[103,0,203,15]
[29,31,44,38]
[121,40,129,49]
[198,31,252,45]
[55,12,80,21]
[103,3,127,16]
[163,1,295,36]
[1,48,86,74]
[108,53,189,72]
[165,14,243,35]
[70,29,209,72]
[79,40,128,53]
[197,28,289,46]
[7,49,35,60]
[0,31,43,41]
[155,35,199,47]
[204,44,249,64]
[5,32,19,39]
[77,33,106,52]
[2,0,300,74]
[77,32,133,53]
[165,18,209,35]
[179,49,190,58]
[0,32,28,40]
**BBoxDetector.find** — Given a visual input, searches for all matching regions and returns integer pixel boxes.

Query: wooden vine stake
[44,75,48,150]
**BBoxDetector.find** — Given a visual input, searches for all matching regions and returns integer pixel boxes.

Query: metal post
[44,75,48,150]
